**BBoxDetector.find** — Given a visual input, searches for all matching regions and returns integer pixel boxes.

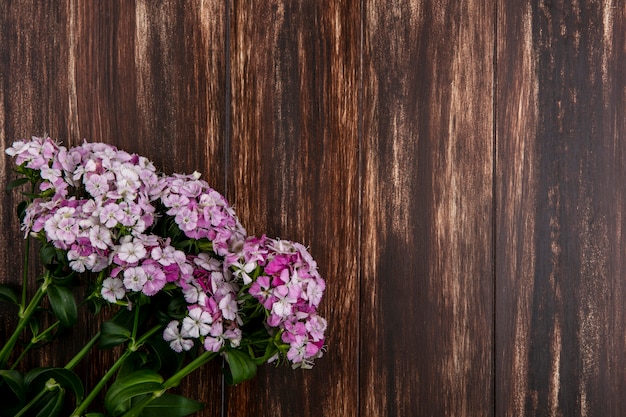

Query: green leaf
[39,244,58,266]
[6,177,30,192]
[16,200,28,222]
[105,370,164,416]
[145,337,182,376]
[195,238,213,252]
[34,388,65,417]
[47,284,78,327]
[224,348,257,385]
[100,321,132,349]
[138,393,204,417]
[0,284,19,305]
[0,370,26,406]
[116,350,160,380]
[29,317,41,337]
[24,368,84,403]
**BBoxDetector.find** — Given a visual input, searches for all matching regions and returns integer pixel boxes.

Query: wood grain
[361,1,494,416]
[1,1,228,414]
[0,0,73,370]
[227,0,360,416]
[497,1,626,415]
[3,0,626,416]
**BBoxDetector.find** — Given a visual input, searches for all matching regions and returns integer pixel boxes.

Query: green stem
[134,325,163,347]
[65,332,101,371]
[12,332,101,417]
[14,381,59,417]
[6,317,59,370]
[0,273,50,368]
[70,348,133,417]
[163,350,218,389]
[131,303,140,342]
[121,350,219,417]
[9,293,95,371]
[8,318,59,369]
[9,343,33,371]
[20,234,30,314]
[70,314,160,416]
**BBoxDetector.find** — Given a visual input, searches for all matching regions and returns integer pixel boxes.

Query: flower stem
[65,332,101,371]
[134,324,164,347]
[163,350,218,390]
[9,340,35,371]
[121,350,218,417]
[0,272,50,369]
[9,295,97,371]
[70,314,161,416]
[69,348,133,417]
[14,379,60,417]
[131,303,140,342]
[11,332,102,417]
[19,234,30,315]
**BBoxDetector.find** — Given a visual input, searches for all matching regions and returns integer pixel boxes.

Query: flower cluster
[158,173,246,257]
[234,236,326,368]
[5,137,326,370]
[163,251,243,353]
[8,138,160,274]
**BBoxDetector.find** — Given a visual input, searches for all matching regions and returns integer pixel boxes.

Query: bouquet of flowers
[0,136,327,416]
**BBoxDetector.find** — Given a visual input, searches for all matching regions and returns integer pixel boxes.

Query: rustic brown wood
[4,0,626,416]
[226,0,360,416]
[497,1,626,415]
[1,1,228,414]
[361,1,494,416]
[0,0,74,371]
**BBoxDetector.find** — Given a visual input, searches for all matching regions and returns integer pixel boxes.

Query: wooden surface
[496,1,626,416]
[361,0,494,415]
[1,1,626,416]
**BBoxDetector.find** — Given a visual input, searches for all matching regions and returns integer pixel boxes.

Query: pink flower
[305,278,326,307]
[218,293,238,321]
[99,203,124,228]
[203,321,225,352]
[305,314,327,342]
[84,173,110,197]
[249,276,274,309]
[141,262,166,296]
[89,225,113,250]
[175,207,198,232]
[123,267,147,292]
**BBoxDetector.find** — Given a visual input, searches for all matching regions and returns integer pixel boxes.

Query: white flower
[123,267,147,292]
[117,238,147,264]
[89,225,113,250]
[182,284,205,304]
[101,277,125,303]
[231,261,256,285]
[84,173,110,197]
[181,307,213,338]
[163,321,194,353]
[5,140,30,156]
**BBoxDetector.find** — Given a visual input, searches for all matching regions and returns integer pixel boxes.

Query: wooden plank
[0,1,228,414]
[0,0,74,372]
[227,0,360,416]
[361,1,494,416]
[124,2,228,413]
[496,1,626,415]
